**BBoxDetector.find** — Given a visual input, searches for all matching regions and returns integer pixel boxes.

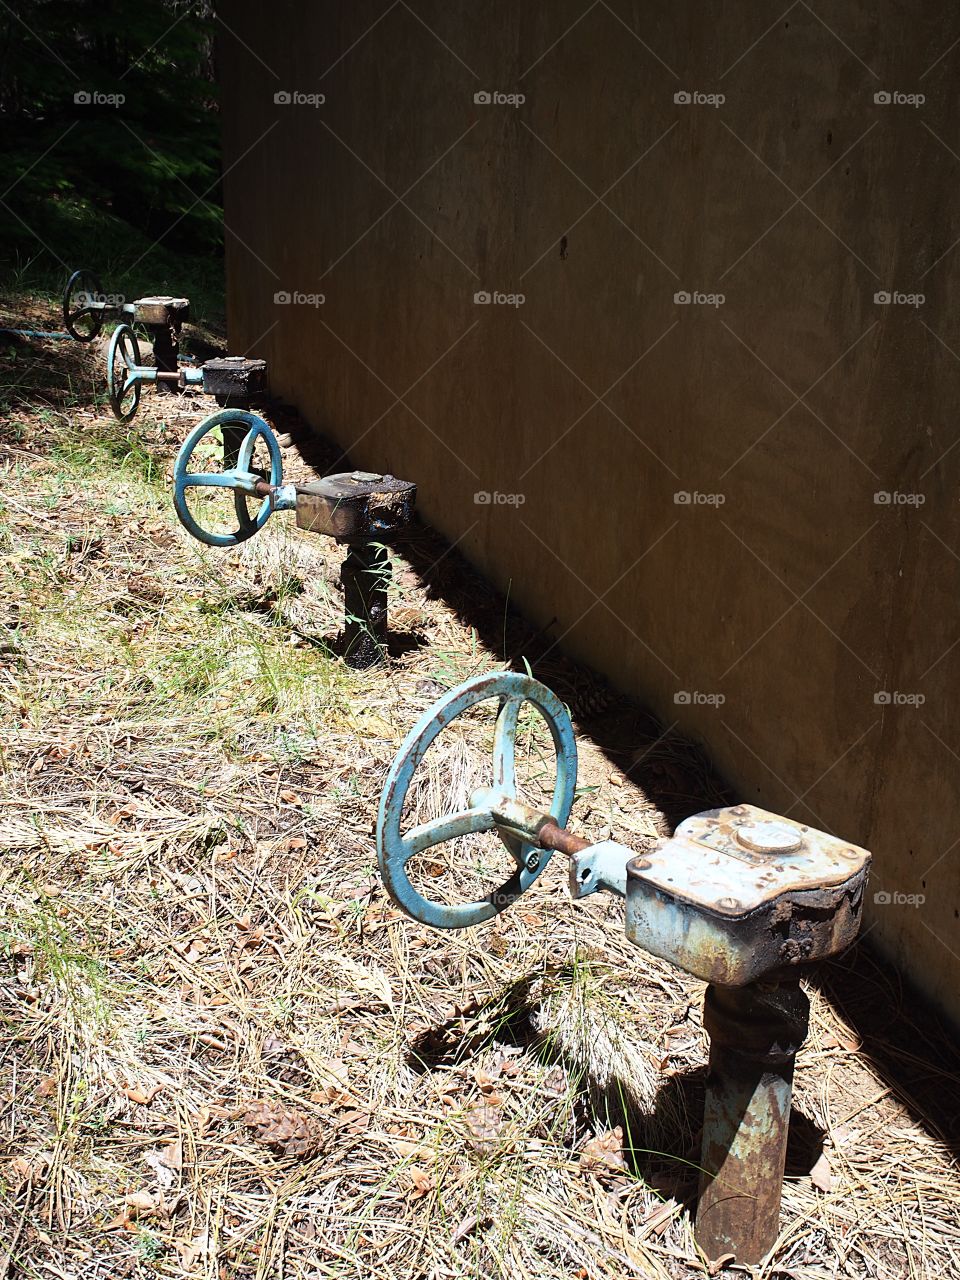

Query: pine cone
[242,1100,326,1159]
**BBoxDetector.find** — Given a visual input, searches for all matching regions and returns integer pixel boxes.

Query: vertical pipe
[221,425,246,471]
[150,321,180,386]
[341,539,390,668]
[695,981,810,1265]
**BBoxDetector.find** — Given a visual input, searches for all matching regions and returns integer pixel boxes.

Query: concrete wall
[218,1,960,1023]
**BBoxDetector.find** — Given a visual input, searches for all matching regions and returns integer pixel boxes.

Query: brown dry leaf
[278,789,302,806]
[707,1253,736,1275]
[408,1166,436,1199]
[175,1232,211,1271]
[822,1031,862,1052]
[35,1075,56,1098]
[124,1083,161,1105]
[580,1127,627,1176]
[810,1151,834,1192]
[158,1140,183,1170]
[125,1189,165,1217]
[9,1153,49,1184]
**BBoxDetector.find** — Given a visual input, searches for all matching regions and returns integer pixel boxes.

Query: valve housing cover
[625,804,870,986]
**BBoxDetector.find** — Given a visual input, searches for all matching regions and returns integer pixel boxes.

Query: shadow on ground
[275,408,960,1166]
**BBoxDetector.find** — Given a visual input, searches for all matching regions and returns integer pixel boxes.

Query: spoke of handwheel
[181,472,242,489]
[399,808,497,862]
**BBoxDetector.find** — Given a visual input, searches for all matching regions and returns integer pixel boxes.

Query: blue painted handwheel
[377,671,578,930]
[172,409,283,548]
[107,324,142,422]
[63,268,104,342]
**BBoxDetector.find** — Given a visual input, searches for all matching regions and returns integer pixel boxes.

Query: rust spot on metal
[538,819,590,856]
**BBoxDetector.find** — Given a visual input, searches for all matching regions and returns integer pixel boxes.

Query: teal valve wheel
[172,409,284,548]
[63,268,104,342]
[107,323,142,422]
[376,671,578,929]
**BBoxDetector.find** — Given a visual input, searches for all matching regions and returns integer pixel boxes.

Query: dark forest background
[0,1,222,314]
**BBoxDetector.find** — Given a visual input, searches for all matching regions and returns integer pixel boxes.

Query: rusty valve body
[173,412,416,669]
[376,673,872,1268]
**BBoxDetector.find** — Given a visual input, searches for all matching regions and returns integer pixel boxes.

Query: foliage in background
[0,0,222,312]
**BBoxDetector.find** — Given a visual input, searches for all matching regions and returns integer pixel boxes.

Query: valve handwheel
[107,323,142,422]
[376,671,578,929]
[63,268,105,342]
[173,409,283,547]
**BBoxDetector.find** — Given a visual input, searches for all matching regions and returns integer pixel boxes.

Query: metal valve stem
[696,980,811,1264]
[341,539,390,669]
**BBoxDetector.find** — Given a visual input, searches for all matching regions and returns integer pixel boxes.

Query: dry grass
[0,302,958,1280]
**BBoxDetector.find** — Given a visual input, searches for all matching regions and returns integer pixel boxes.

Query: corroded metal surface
[624,803,870,986]
[202,356,269,401]
[696,982,811,1265]
[130,295,190,326]
[295,471,416,541]
[341,539,390,669]
[374,677,873,1265]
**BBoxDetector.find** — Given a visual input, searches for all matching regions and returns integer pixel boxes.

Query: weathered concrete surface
[218,1,960,1023]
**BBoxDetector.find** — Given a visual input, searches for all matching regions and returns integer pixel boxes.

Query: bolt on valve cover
[624,804,871,986]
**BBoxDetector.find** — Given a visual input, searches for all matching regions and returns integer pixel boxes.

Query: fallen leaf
[124,1084,161,1105]
[125,1189,164,1217]
[810,1151,834,1192]
[707,1253,736,1275]
[278,789,302,806]
[175,1231,211,1271]
[408,1166,436,1199]
[35,1075,56,1099]
[159,1140,183,1170]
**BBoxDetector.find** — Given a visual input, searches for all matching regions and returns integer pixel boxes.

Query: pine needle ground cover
[0,295,958,1279]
